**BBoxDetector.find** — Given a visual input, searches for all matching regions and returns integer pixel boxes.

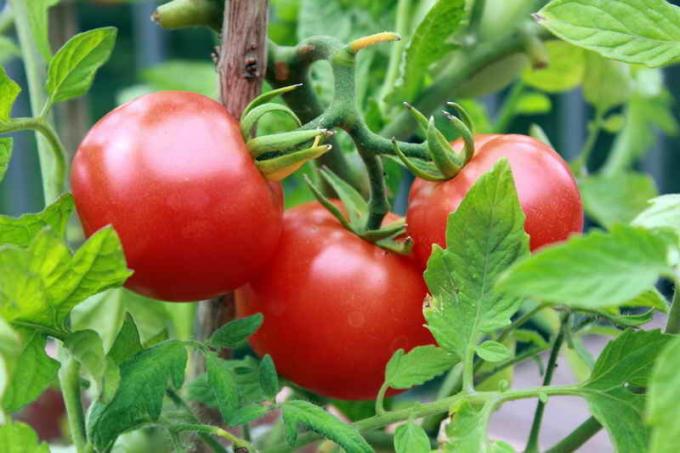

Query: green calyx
[304,168,412,255]
[393,102,477,182]
[240,84,333,181]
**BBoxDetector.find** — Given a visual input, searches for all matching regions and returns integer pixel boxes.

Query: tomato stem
[59,355,90,453]
[545,416,602,453]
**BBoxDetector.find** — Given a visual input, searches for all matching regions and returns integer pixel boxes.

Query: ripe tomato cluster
[71,92,582,400]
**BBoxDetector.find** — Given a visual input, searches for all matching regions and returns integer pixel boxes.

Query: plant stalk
[59,356,90,453]
[545,416,602,453]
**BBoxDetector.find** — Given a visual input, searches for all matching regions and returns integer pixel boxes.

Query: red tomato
[15,388,66,441]
[71,91,283,302]
[235,202,433,400]
[407,134,583,268]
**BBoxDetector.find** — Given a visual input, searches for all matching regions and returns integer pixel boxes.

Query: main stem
[525,313,569,453]
[59,356,89,453]
[9,0,60,204]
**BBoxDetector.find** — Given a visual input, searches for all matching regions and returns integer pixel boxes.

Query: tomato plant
[236,201,432,400]
[71,91,284,301]
[407,134,583,267]
[0,0,679,452]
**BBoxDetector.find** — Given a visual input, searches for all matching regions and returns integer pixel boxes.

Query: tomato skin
[407,134,583,268]
[235,202,433,400]
[71,91,283,302]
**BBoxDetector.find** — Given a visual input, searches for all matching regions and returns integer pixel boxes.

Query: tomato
[407,134,583,268]
[235,202,433,400]
[15,389,66,441]
[71,91,283,302]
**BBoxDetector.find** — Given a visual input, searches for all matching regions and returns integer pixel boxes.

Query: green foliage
[0,137,11,182]
[444,401,491,452]
[647,336,680,453]
[498,225,673,309]
[580,172,659,228]
[208,313,263,349]
[0,422,49,453]
[385,345,458,389]
[0,67,20,122]
[46,27,117,104]
[394,422,430,453]
[633,194,680,234]
[424,160,529,359]
[579,330,671,453]
[23,0,58,60]
[583,52,632,111]
[206,353,239,425]
[388,0,466,104]
[64,329,119,402]
[0,194,73,247]
[1,332,58,413]
[476,340,512,363]
[537,0,680,67]
[281,399,373,452]
[87,341,188,451]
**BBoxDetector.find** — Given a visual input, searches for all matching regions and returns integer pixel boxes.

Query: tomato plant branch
[525,312,570,453]
[545,416,602,453]
[58,356,91,453]
[172,423,256,452]
[166,389,229,453]
[378,0,413,114]
[497,302,550,342]
[572,108,605,176]
[0,117,67,194]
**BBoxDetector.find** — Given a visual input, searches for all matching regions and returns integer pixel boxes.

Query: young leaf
[281,400,372,453]
[1,333,59,413]
[0,137,12,182]
[578,329,671,453]
[445,401,493,452]
[583,52,632,111]
[206,353,239,425]
[64,329,120,402]
[0,67,20,122]
[259,354,279,399]
[522,41,585,92]
[209,313,263,348]
[0,194,73,247]
[423,160,529,359]
[0,422,49,453]
[229,404,271,426]
[385,345,458,389]
[88,340,188,451]
[497,225,672,309]
[46,27,117,104]
[580,172,658,229]
[389,0,466,103]
[394,422,430,453]
[633,194,680,234]
[476,341,512,363]
[536,0,680,67]
[647,336,680,453]
[108,313,143,365]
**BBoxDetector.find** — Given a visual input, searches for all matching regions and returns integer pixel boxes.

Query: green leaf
[537,0,680,67]
[206,353,239,425]
[65,329,120,402]
[209,313,263,349]
[259,354,279,399]
[389,0,466,103]
[46,27,117,104]
[2,333,59,413]
[0,422,49,453]
[633,194,680,234]
[108,313,143,365]
[647,336,680,453]
[385,345,458,389]
[281,400,373,453]
[579,172,658,228]
[583,52,632,111]
[579,330,671,453]
[394,422,430,453]
[515,92,552,115]
[476,341,512,363]
[424,160,529,358]
[0,194,74,247]
[0,137,12,182]
[88,340,188,451]
[497,225,672,309]
[0,67,20,121]
[319,168,368,227]
[444,401,492,452]
[229,404,271,426]
[602,114,626,133]
[522,41,585,92]
[622,289,668,313]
